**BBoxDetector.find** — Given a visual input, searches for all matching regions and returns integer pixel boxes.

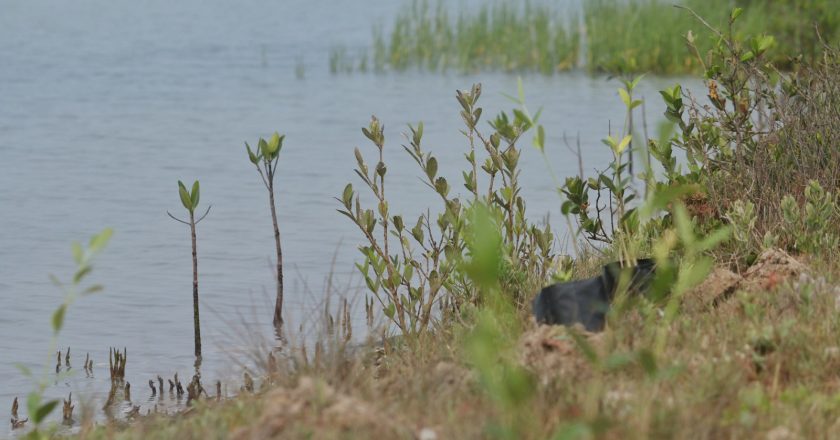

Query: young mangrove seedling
[11,396,27,430]
[167,180,211,359]
[242,371,254,393]
[108,347,127,382]
[245,133,286,333]
[62,393,73,424]
[19,228,112,435]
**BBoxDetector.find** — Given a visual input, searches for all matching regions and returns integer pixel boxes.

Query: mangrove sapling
[167,180,211,359]
[244,133,286,332]
[15,228,112,437]
[107,347,127,383]
[61,393,73,425]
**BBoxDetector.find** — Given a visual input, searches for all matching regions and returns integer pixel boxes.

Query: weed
[338,84,559,335]
[17,229,112,439]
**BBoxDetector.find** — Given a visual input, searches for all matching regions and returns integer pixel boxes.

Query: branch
[255,163,270,190]
[194,205,212,224]
[167,211,190,225]
[674,5,724,40]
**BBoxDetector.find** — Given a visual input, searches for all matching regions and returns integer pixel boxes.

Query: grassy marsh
[363,0,580,74]
[336,0,840,74]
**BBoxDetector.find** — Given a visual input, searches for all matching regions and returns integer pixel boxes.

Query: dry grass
[75,248,840,440]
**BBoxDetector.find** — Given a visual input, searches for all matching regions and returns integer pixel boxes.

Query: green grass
[334,0,840,75]
[583,0,721,74]
[584,0,840,73]
[366,0,580,74]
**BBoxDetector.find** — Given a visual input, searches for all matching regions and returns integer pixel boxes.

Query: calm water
[0,0,696,432]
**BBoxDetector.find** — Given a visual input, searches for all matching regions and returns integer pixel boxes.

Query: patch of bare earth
[686,248,809,311]
[232,377,406,439]
[517,323,603,384]
[684,266,743,311]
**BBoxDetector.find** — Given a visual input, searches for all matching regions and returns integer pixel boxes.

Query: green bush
[338,84,560,334]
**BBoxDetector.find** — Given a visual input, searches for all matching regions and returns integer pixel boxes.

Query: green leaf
[342,183,354,206]
[73,265,92,284]
[336,209,355,223]
[637,349,658,377]
[26,392,40,422]
[630,74,645,90]
[435,177,449,197]
[190,180,200,209]
[697,225,732,252]
[618,88,631,107]
[426,157,438,180]
[52,304,66,333]
[375,161,387,177]
[33,399,59,424]
[82,284,104,296]
[178,181,193,212]
[383,303,396,319]
[639,184,700,219]
[463,204,503,291]
[89,228,113,254]
[15,363,32,378]
[267,132,282,154]
[674,204,695,245]
[245,142,259,165]
[757,35,775,54]
[364,275,377,292]
[71,242,83,265]
[616,135,632,154]
[534,125,545,152]
[730,7,743,22]
[258,138,270,158]
[684,257,714,287]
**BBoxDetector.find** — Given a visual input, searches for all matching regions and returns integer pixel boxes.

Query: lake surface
[0,0,697,432]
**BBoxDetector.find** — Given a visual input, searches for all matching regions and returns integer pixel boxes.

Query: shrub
[338,84,560,334]
[662,9,840,258]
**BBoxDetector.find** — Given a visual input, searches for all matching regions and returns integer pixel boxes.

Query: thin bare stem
[166,211,190,225]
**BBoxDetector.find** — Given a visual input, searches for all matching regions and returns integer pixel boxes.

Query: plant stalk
[268,176,284,332]
[190,211,201,359]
